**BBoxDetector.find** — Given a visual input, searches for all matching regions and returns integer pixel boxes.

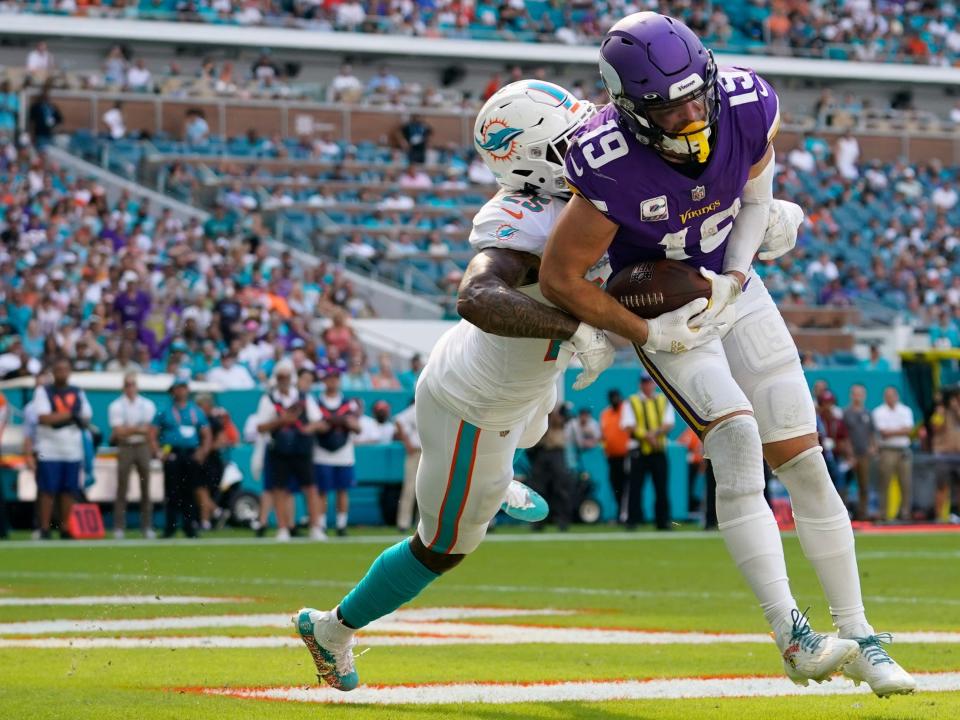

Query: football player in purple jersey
[540,11,914,696]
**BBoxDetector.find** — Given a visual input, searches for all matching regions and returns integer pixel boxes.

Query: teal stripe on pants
[430,422,480,554]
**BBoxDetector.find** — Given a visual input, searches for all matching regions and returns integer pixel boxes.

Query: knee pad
[750,373,817,445]
[774,446,846,518]
[704,414,765,500]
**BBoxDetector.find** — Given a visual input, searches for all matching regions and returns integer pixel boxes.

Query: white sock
[707,415,797,633]
[336,512,348,530]
[775,447,868,634]
[718,496,798,632]
[318,515,327,531]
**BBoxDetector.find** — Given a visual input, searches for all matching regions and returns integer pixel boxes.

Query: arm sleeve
[619,403,636,429]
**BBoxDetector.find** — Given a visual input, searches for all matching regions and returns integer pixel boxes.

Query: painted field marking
[0,595,249,606]
[198,672,960,704]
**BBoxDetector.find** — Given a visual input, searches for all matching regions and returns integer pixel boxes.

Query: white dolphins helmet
[474,80,595,195]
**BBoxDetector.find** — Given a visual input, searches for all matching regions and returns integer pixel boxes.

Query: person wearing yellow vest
[622,375,675,530]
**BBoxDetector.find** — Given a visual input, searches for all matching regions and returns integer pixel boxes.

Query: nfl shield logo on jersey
[691,185,706,201]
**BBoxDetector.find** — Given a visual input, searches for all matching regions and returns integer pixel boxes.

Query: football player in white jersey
[292,80,631,691]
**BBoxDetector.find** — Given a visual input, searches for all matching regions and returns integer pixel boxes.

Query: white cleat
[309,526,328,542]
[275,527,291,543]
[842,632,917,697]
[777,609,860,686]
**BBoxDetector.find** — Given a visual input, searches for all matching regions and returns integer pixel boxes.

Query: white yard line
[0,532,722,549]
[0,595,248,606]
[202,672,960,704]
[4,569,960,607]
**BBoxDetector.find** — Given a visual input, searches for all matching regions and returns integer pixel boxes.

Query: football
[606,259,712,319]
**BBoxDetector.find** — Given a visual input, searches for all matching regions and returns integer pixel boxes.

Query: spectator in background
[103,102,126,140]
[929,310,960,349]
[342,353,374,392]
[861,344,891,371]
[398,165,433,189]
[33,357,92,539]
[843,384,877,521]
[677,426,705,518]
[371,353,401,390]
[355,400,396,445]
[184,108,210,145]
[393,397,419,532]
[256,362,322,540]
[28,91,62,148]
[323,310,357,357]
[108,372,157,539]
[207,350,256,389]
[872,386,915,522]
[313,367,360,537]
[151,378,211,538]
[395,114,433,165]
[529,406,574,532]
[398,354,423,392]
[126,58,153,92]
[930,391,960,523]
[566,407,601,452]
[26,41,54,76]
[327,63,362,103]
[816,391,850,495]
[195,393,238,531]
[366,64,402,95]
[835,131,860,180]
[599,390,630,525]
[622,375,674,531]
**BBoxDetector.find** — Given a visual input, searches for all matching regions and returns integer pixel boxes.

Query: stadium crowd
[0,139,399,391]
[8,0,960,65]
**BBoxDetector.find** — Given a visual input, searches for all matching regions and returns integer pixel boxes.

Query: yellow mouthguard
[681,121,711,163]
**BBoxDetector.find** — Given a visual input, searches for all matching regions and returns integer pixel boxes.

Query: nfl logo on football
[691,185,706,201]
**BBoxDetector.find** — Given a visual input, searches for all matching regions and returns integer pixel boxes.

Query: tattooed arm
[455,248,579,340]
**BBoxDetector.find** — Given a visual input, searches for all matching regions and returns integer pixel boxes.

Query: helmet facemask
[602,45,720,165]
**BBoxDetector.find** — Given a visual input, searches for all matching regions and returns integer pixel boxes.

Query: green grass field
[1,527,958,719]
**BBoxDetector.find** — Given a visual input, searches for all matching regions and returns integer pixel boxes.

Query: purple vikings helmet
[599,12,719,164]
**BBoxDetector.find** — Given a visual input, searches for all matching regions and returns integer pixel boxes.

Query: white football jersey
[423,188,609,430]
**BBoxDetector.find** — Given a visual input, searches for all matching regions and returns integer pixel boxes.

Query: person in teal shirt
[150,378,211,538]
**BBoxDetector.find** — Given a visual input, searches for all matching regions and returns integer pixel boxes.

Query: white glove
[689,268,741,329]
[642,297,725,354]
[564,322,616,390]
[758,199,804,261]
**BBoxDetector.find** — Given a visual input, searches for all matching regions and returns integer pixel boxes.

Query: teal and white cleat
[294,607,359,691]
[842,632,917,697]
[777,609,860,686]
[500,480,549,523]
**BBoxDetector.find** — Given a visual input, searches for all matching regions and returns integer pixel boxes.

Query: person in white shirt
[207,351,256,390]
[327,64,362,103]
[393,398,420,532]
[313,368,361,537]
[871,386,915,521]
[126,59,153,92]
[102,102,126,140]
[33,357,93,539]
[108,373,158,538]
[398,166,433,189]
[26,41,53,75]
[566,407,602,451]
[354,400,396,445]
[255,362,323,541]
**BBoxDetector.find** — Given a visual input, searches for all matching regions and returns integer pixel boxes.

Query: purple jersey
[565,67,780,275]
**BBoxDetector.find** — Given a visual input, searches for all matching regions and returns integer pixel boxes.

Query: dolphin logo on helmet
[598,12,719,164]
[473,80,596,195]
